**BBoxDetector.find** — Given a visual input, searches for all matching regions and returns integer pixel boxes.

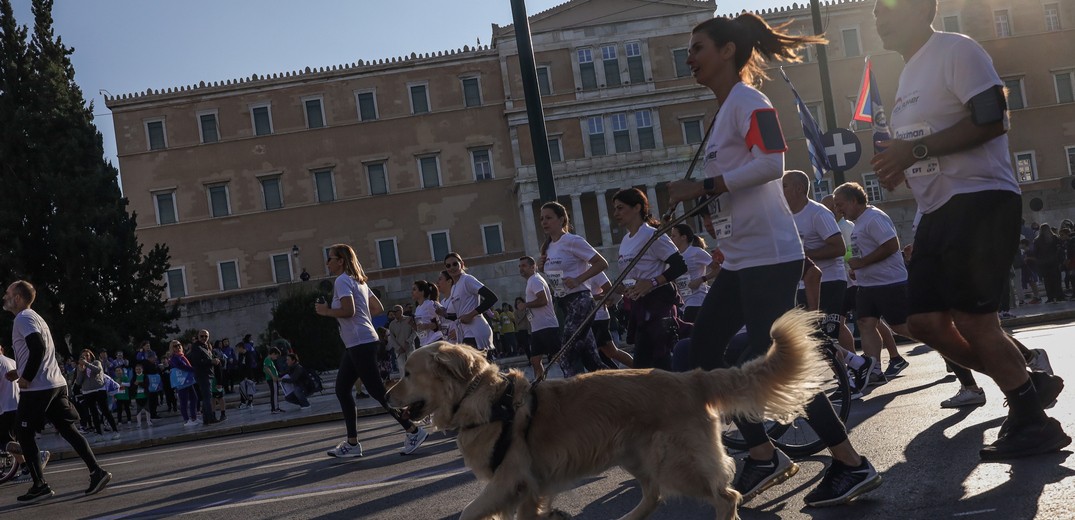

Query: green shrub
[266,286,345,372]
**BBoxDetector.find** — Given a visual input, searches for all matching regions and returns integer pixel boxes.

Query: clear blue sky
[9,0,794,174]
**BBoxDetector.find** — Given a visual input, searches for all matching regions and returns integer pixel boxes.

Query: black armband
[20,332,46,383]
[702,177,716,194]
[968,85,1007,126]
[474,286,499,314]
[660,252,688,283]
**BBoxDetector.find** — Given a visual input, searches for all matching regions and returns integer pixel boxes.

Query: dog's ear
[432,343,483,382]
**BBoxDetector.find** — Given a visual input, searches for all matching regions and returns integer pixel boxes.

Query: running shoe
[804,456,882,507]
[39,450,50,472]
[401,427,429,455]
[734,449,799,503]
[17,483,54,503]
[883,357,909,377]
[85,468,111,495]
[940,387,986,408]
[868,368,888,387]
[327,441,363,458]
[1027,349,1054,375]
[1030,371,1064,409]
[849,357,876,395]
[980,417,1071,461]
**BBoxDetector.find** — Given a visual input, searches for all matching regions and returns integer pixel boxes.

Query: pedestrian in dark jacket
[187,330,219,425]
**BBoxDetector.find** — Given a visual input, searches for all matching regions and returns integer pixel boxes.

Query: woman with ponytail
[666,12,880,507]
[410,280,442,347]
[537,201,608,376]
[669,223,718,322]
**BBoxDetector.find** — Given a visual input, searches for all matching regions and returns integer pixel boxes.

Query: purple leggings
[177,386,198,421]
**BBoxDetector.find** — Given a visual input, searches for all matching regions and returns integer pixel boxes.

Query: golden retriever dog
[386,308,827,520]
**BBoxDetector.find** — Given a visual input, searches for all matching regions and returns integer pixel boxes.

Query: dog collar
[455,374,518,474]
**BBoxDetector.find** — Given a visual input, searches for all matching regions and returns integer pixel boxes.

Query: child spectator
[112,366,132,428]
[263,347,283,414]
[131,364,152,428]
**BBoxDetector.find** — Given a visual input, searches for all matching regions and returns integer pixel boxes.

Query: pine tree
[0,0,178,353]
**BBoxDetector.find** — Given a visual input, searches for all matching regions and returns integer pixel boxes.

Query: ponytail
[693,13,827,86]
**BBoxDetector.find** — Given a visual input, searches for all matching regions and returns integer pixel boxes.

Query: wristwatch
[911,139,929,160]
[650,277,660,288]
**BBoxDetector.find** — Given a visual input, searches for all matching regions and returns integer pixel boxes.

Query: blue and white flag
[779,67,830,182]
[852,56,892,153]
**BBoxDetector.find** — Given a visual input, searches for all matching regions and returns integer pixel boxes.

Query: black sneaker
[17,483,55,503]
[867,369,888,387]
[804,456,882,507]
[850,357,876,395]
[980,417,1071,461]
[883,357,909,377]
[1030,371,1064,409]
[734,449,799,502]
[86,468,112,495]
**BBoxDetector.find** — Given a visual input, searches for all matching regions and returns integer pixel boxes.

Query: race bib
[896,123,940,179]
[675,275,692,297]
[712,216,733,239]
[851,243,861,258]
[545,270,566,297]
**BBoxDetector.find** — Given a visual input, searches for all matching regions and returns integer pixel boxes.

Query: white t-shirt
[525,274,559,332]
[588,271,612,321]
[793,199,847,284]
[0,355,17,413]
[702,82,804,270]
[838,218,857,286]
[543,233,600,298]
[333,274,379,347]
[850,206,907,287]
[450,273,493,348]
[11,309,66,392]
[617,224,679,282]
[414,299,443,346]
[676,246,712,307]
[891,31,1019,214]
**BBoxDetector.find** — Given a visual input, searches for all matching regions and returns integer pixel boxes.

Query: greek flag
[779,67,830,182]
[852,56,892,153]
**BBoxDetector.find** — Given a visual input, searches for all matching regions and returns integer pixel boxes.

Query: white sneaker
[39,450,50,471]
[941,387,986,408]
[183,420,196,427]
[111,432,121,441]
[327,441,363,458]
[401,427,428,455]
[1028,348,1054,375]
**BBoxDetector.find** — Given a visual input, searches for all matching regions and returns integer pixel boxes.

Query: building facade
[107,0,1075,336]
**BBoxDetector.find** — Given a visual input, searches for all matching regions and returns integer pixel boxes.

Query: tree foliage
[266,286,346,372]
[0,0,178,354]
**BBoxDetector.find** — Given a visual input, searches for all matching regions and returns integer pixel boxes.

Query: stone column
[520,200,540,256]
[570,194,587,241]
[595,189,613,246]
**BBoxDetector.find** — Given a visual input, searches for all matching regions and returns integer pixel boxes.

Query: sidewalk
[37,299,1073,460]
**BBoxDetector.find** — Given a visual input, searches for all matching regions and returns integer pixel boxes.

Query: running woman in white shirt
[612,188,687,370]
[317,244,427,458]
[439,253,498,354]
[669,223,718,323]
[538,201,608,376]
[518,256,560,380]
[870,0,1067,460]
[666,13,879,507]
[586,272,634,369]
[411,280,443,347]
[3,280,110,502]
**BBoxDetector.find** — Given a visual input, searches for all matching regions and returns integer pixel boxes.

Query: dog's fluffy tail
[697,308,829,424]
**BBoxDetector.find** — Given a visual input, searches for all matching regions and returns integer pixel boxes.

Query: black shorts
[590,319,612,346]
[796,280,848,317]
[843,285,858,316]
[909,190,1021,315]
[16,386,80,432]
[528,327,560,358]
[856,282,909,326]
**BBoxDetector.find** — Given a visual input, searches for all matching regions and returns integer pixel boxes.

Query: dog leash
[536,115,720,384]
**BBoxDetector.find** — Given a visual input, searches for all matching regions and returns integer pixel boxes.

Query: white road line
[109,476,186,490]
[260,457,325,468]
[953,509,998,517]
[179,468,471,515]
[48,459,138,474]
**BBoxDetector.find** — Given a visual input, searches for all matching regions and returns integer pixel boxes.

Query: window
[376,238,399,269]
[1056,72,1075,104]
[578,48,597,90]
[260,176,283,210]
[153,190,177,225]
[601,45,621,87]
[813,179,832,200]
[611,113,631,153]
[995,9,1012,37]
[197,111,219,144]
[409,83,430,114]
[429,231,451,262]
[462,77,482,107]
[471,148,493,180]
[419,155,441,188]
[482,224,504,255]
[271,253,293,283]
[367,162,388,195]
[355,90,378,121]
[1015,151,1037,182]
[536,66,552,96]
[673,48,690,78]
[218,260,240,291]
[799,44,814,63]
[251,104,273,136]
[1045,3,1061,31]
[587,116,606,156]
[625,41,645,84]
[303,97,325,129]
[165,268,186,299]
[636,110,655,150]
[683,118,704,145]
[862,174,883,203]
[313,169,335,202]
[548,137,563,163]
[1005,78,1026,110]
[1065,146,1075,176]
[207,183,231,218]
[842,28,861,58]
[145,119,166,151]
[942,14,961,32]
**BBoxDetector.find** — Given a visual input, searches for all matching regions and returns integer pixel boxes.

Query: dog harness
[457,374,518,473]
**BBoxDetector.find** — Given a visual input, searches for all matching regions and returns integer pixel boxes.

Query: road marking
[48,459,137,474]
[261,457,325,468]
[953,509,998,517]
[109,476,186,489]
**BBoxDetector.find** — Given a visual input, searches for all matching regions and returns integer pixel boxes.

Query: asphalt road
[2,322,1074,519]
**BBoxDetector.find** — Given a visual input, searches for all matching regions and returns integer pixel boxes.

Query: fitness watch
[911,139,929,160]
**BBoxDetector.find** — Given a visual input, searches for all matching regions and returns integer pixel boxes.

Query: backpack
[305,370,325,394]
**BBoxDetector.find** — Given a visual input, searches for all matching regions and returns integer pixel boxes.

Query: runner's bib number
[675,275,692,297]
[545,270,566,297]
[896,123,940,179]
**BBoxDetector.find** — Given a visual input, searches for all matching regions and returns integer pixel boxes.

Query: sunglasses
[445,261,460,268]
